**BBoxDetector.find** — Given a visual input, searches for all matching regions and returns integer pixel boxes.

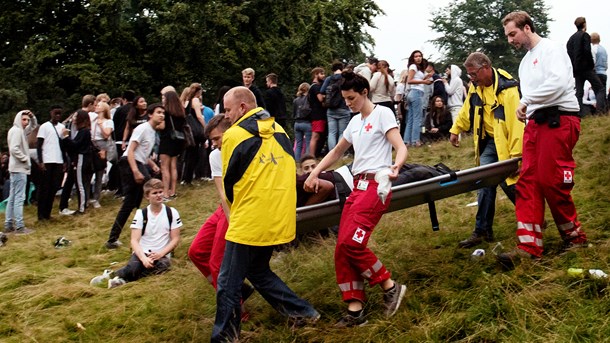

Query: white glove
[375,168,392,204]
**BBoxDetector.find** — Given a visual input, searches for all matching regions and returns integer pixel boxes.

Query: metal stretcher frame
[296,158,521,234]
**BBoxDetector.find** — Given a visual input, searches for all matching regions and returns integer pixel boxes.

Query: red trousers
[515,116,587,257]
[336,179,392,303]
[188,205,228,289]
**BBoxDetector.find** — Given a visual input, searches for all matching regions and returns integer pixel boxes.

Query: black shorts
[158,137,184,157]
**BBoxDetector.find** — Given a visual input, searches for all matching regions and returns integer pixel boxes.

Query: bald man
[211,87,319,342]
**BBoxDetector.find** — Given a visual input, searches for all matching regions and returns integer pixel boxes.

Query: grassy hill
[1,115,609,342]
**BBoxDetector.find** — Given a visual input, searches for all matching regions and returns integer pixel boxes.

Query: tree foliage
[430,0,550,77]
[0,0,382,142]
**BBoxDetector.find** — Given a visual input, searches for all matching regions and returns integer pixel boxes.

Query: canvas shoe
[383,283,407,317]
[90,269,113,286]
[90,200,101,209]
[334,311,368,328]
[108,276,127,289]
[59,208,76,216]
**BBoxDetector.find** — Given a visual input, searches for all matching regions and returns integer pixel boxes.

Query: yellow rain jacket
[222,107,296,246]
[450,68,524,185]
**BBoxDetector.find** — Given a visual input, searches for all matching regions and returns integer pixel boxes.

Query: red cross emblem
[563,170,573,183]
[352,227,365,244]
[533,58,538,66]
[364,123,373,132]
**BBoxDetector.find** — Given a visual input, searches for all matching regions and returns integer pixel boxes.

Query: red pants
[515,116,587,257]
[188,205,228,289]
[336,179,392,303]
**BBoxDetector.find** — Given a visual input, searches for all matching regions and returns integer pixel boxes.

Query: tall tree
[430,0,550,76]
[0,0,381,117]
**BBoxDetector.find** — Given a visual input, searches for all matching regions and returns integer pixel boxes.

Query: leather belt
[354,172,376,180]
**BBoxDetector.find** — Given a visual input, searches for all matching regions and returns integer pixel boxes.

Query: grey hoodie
[445,64,465,109]
[7,111,38,174]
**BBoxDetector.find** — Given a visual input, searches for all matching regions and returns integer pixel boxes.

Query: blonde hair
[96,93,110,103]
[296,82,310,96]
[143,178,163,196]
[96,102,111,119]
[242,68,255,77]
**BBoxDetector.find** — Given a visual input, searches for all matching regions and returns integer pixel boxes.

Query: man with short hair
[241,67,266,109]
[308,67,327,157]
[591,32,608,96]
[320,61,351,150]
[264,73,287,128]
[212,87,319,342]
[449,52,524,249]
[36,106,67,221]
[566,17,606,115]
[105,104,165,249]
[500,11,588,267]
[107,90,136,195]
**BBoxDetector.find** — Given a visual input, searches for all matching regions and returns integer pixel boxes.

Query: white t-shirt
[343,105,398,175]
[519,38,580,117]
[131,205,182,253]
[122,122,156,164]
[91,119,115,140]
[408,64,425,91]
[209,148,222,178]
[37,121,65,164]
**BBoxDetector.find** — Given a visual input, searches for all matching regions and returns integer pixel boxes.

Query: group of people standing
[2,10,604,342]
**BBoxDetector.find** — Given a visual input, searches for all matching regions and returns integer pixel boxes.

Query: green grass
[1,115,610,342]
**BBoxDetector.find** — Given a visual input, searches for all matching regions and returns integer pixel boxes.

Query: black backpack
[294,95,311,120]
[323,77,344,109]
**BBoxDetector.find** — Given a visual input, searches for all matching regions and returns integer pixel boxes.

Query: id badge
[357,179,369,191]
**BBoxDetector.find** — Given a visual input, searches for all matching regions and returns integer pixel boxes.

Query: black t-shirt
[265,87,287,119]
[113,103,132,142]
[308,82,327,121]
[249,85,267,109]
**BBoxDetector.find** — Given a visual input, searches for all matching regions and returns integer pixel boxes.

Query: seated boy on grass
[91,178,182,288]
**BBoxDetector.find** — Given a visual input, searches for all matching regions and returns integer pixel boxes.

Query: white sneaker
[59,208,76,216]
[91,200,101,209]
[108,276,127,289]
[90,269,113,286]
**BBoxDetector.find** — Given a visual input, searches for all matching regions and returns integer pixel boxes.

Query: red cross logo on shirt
[364,123,373,132]
[352,227,365,244]
[533,58,538,66]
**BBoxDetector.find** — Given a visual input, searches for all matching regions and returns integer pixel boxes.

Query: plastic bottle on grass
[567,268,608,279]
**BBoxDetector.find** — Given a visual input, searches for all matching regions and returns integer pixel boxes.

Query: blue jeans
[5,172,27,229]
[212,241,318,343]
[293,121,312,161]
[326,108,350,150]
[403,89,424,144]
[475,139,499,236]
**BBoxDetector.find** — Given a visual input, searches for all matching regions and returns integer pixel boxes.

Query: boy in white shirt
[91,178,182,288]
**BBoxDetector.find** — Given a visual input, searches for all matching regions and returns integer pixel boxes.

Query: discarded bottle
[567,268,608,279]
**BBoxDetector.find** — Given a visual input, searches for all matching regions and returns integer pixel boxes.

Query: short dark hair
[146,103,164,115]
[265,73,278,84]
[299,154,316,165]
[340,70,370,94]
[50,105,63,111]
[204,115,231,137]
[311,67,324,78]
[574,17,586,30]
[331,60,344,72]
[367,56,379,65]
[122,90,136,102]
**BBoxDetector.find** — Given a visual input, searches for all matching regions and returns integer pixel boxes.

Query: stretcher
[296,158,520,234]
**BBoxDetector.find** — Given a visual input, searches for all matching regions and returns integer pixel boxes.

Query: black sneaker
[383,283,407,317]
[14,227,35,235]
[105,240,123,249]
[458,232,493,248]
[334,311,368,328]
[563,239,590,251]
[496,248,538,270]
